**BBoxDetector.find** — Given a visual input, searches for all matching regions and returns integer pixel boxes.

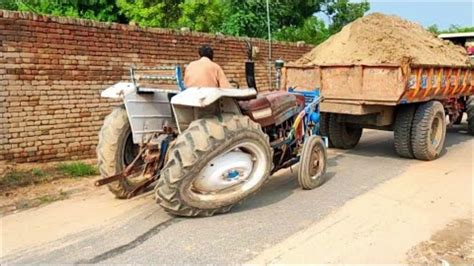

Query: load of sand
[296,13,470,66]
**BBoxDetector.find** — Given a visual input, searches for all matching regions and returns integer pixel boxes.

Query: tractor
[96,43,328,217]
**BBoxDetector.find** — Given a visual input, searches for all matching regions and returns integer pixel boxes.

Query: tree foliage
[1,0,371,44]
[178,0,223,32]
[427,24,474,35]
[322,0,370,34]
[2,0,123,22]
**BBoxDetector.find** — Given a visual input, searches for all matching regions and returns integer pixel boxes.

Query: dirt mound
[296,13,469,66]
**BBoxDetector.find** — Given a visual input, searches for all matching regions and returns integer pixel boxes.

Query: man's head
[199,44,214,60]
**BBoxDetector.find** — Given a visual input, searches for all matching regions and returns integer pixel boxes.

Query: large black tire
[394,104,416,158]
[467,96,474,135]
[328,114,363,149]
[154,115,272,217]
[97,107,145,199]
[298,135,327,190]
[319,112,333,148]
[411,101,446,161]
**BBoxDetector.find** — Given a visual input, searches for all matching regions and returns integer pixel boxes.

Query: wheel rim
[187,141,268,204]
[309,143,325,179]
[121,131,146,184]
[430,115,443,149]
[123,131,140,166]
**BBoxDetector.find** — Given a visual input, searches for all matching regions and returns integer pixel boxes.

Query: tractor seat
[239,91,305,127]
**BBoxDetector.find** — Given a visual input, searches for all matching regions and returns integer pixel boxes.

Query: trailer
[282,63,474,160]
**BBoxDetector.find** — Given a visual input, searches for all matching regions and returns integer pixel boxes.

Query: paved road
[1,127,472,264]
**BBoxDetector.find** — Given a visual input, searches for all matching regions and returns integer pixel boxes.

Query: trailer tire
[328,114,363,149]
[97,107,145,199]
[394,104,416,158]
[411,101,446,161]
[319,113,333,148]
[467,96,474,135]
[154,115,272,217]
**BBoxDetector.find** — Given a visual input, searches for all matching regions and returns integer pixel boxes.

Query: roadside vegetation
[1,161,99,215]
[0,161,98,191]
[0,0,370,45]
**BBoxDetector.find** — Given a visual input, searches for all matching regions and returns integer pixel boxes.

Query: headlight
[252,107,272,119]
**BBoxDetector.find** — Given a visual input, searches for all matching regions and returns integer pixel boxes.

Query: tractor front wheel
[154,115,272,217]
[298,135,327,190]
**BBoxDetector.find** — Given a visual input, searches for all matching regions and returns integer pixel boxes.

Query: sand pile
[296,13,470,66]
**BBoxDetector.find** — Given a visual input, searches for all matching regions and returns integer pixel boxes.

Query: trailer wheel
[411,101,446,161]
[467,96,474,135]
[328,114,363,149]
[319,113,333,148]
[97,107,146,199]
[394,104,416,158]
[154,115,272,217]
[298,135,327,190]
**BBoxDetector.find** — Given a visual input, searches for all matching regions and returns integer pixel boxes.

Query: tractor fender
[170,87,257,108]
[101,82,136,99]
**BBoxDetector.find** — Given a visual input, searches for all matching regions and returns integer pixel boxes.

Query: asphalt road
[2,126,472,264]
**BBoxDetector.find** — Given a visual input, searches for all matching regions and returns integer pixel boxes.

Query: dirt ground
[0,176,98,216]
[406,219,474,264]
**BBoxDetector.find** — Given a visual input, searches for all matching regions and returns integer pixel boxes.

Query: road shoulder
[250,140,473,264]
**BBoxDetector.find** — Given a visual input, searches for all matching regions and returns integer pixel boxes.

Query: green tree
[2,0,123,22]
[322,0,370,34]
[442,25,474,33]
[427,24,440,35]
[274,16,330,45]
[426,24,474,35]
[178,0,224,32]
[115,0,182,27]
[220,0,324,38]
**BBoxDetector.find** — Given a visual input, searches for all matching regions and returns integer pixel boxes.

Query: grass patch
[1,170,37,188]
[32,168,45,177]
[1,161,98,191]
[57,162,98,177]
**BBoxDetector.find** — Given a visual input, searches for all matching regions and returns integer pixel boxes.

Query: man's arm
[217,66,232,88]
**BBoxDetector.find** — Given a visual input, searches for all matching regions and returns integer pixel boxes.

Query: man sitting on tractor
[184,44,231,88]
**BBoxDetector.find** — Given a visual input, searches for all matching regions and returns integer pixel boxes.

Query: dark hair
[198,45,214,60]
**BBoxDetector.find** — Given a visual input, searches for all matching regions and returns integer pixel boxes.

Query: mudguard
[101,82,135,99]
[170,87,257,107]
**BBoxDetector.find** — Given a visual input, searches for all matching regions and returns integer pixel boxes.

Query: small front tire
[298,135,328,190]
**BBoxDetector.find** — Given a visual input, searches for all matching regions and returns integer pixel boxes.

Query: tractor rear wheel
[411,101,446,161]
[97,107,147,198]
[154,115,272,217]
[467,96,474,135]
[328,114,363,149]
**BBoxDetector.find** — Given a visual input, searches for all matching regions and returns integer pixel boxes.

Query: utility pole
[266,0,272,90]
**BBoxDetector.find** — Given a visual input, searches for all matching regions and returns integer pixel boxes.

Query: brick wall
[0,10,313,171]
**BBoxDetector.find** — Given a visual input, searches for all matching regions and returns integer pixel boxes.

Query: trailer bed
[283,63,473,114]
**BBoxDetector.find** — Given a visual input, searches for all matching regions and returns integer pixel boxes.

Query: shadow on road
[234,157,339,213]
[332,125,472,160]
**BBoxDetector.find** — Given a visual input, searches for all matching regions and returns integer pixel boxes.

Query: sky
[350,0,473,29]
